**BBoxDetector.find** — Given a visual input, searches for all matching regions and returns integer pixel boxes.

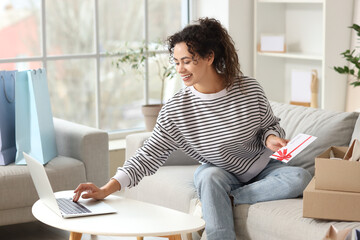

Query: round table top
[32,191,205,237]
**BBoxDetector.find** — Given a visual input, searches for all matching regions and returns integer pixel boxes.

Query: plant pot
[141,104,163,131]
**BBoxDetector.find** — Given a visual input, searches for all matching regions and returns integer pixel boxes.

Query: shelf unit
[253,0,354,111]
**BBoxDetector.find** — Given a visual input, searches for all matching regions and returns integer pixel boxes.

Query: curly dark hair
[167,17,243,89]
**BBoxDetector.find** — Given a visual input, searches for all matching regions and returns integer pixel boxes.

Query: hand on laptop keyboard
[73,179,121,202]
[73,183,105,202]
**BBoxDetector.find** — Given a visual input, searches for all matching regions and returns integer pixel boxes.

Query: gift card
[270,133,317,163]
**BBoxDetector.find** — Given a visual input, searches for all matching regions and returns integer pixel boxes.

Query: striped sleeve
[117,111,178,188]
[257,84,285,145]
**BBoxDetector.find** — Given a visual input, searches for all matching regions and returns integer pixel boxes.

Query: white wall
[346,0,360,112]
[228,0,254,76]
[191,0,229,27]
[191,0,254,76]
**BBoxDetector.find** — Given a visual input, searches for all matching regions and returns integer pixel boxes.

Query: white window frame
[0,0,190,139]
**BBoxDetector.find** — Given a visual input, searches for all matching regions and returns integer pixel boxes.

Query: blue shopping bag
[15,69,58,165]
[0,70,17,165]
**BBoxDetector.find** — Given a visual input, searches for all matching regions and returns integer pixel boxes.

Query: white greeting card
[291,70,312,103]
[260,34,285,52]
[270,133,317,163]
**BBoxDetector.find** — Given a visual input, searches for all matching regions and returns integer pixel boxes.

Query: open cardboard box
[303,178,360,221]
[315,146,360,193]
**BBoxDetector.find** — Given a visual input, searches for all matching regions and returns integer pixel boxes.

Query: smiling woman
[167,17,243,93]
[73,17,312,240]
[173,42,216,90]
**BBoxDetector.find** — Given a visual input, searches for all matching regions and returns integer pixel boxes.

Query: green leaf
[350,81,360,87]
[334,66,347,74]
[350,24,360,37]
[340,50,350,57]
[333,24,360,86]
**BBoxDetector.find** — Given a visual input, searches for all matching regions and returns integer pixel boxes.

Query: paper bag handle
[33,69,42,74]
[1,74,15,103]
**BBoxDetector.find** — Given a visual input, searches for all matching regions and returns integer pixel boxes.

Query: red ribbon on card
[272,135,313,162]
[274,148,292,161]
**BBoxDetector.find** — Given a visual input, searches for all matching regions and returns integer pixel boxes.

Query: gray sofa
[0,118,109,226]
[122,101,360,240]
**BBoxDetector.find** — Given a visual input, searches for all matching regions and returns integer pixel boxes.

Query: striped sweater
[114,77,285,188]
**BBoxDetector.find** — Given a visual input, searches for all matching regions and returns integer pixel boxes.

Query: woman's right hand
[72,183,106,202]
[72,179,121,202]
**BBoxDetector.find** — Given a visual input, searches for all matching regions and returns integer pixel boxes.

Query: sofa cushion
[120,165,199,213]
[234,199,360,240]
[0,156,86,210]
[165,150,199,166]
[270,102,359,175]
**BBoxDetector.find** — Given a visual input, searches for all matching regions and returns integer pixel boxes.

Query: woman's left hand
[265,135,289,152]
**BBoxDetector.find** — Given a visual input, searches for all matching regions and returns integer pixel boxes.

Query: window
[0,0,189,133]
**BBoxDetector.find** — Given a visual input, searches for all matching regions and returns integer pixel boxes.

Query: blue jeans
[193,159,312,240]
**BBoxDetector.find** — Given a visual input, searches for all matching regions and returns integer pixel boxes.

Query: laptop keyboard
[57,198,91,215]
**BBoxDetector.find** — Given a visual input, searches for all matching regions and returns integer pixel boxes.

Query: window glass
[148,0,182,43]
[98,0,144,53]
[0,0,188,132]
[0,0,41,59]
[46,0,95,55]
[100,57,144,130]
[147,0,183,105]
[47,59,96,127]
[0,61,42,71]
[148,53,181,105]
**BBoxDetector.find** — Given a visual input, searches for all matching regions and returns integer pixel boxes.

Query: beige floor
[0,221,168,240]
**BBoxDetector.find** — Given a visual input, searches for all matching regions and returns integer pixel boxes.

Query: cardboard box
[315,146,360,193]
[303,178,360,221]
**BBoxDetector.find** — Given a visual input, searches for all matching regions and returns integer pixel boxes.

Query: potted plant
[333,24,360,87]
[109,42,177,131]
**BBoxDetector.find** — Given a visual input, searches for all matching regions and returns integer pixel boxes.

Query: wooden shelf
[254,0,353,112]
[257,52,323,61]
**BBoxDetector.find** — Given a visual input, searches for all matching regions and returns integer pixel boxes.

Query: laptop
[24,152,117,218]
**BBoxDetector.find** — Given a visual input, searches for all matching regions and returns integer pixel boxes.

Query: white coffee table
[32,191,205,240]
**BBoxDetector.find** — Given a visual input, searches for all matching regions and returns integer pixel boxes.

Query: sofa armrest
[53,118,109,186]
[125,132,152,161]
